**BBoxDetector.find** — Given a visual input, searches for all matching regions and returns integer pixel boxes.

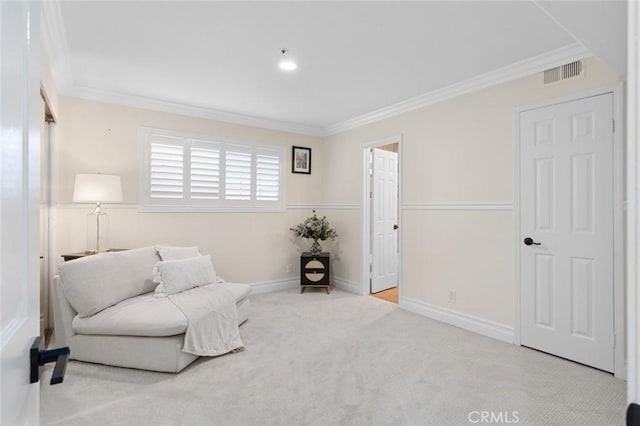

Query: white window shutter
[149,136,184,200]
[256,148,280,201]
[225,144,252,201]
[142,128,285,211]
[190,140,220,200]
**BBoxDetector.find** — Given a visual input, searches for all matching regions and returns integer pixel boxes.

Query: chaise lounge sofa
[52,246,250,373]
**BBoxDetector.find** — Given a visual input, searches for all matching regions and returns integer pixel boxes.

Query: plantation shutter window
[256,148,280,201]
[141,128,285,211]
[225,145,252,201]
[190,140,220,200]
[149,136,185,200]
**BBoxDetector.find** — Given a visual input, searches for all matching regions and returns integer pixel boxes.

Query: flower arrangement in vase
[290,210,338,254]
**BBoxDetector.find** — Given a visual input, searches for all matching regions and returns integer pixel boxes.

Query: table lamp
[73,174,123,253]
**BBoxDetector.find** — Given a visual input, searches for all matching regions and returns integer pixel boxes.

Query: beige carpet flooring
[41,288,626,425]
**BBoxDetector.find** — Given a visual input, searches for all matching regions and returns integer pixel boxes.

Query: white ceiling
[42,1,627,136]
[536,0,627,78]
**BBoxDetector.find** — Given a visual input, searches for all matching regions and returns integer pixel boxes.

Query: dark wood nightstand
[300,252,330,294]
[61,249,127,262]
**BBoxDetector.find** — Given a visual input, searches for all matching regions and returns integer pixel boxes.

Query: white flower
[290,210,338,241]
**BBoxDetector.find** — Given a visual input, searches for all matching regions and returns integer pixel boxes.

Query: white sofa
[52,246,250,373]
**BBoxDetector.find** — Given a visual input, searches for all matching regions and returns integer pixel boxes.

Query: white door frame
[626,0,639,405]
[513,84,625,379]
[361,135,403,296]
[0,0,41,423]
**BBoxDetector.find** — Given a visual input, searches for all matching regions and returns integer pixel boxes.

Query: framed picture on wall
[292,146,311,174]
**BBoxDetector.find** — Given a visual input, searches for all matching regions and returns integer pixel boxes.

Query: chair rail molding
[402,202,512,211]
[287,203,359,210]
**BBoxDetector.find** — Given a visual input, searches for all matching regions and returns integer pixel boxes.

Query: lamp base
[85,208,109,253]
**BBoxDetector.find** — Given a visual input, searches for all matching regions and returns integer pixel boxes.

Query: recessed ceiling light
[279,49,297,71]
[279,60,297,71]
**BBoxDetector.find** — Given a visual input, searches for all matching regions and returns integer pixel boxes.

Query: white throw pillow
[155,255,217,294]
[153,246,201,283]
[156,246,201,261]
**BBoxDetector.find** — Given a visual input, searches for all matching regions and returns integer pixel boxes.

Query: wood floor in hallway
[372,287,398,304]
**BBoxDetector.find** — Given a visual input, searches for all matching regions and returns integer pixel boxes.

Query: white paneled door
[520,93,614,372]
[371,148,399,293]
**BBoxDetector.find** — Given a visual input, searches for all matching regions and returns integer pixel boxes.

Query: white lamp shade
[73,174,123,203]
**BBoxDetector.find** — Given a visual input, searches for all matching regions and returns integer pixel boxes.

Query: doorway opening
[362,137,401,304]
[372,287,399,304]
[40,88,56,347]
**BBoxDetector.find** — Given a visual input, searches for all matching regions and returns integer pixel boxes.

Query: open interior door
[1,1,42,423]
[371,148,399,293]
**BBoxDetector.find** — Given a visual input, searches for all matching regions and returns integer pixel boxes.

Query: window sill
[137,205,287,213]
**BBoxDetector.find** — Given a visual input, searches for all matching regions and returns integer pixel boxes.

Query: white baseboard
[250,278,299,295]
[333,276,364,295]
[249,280,515,346]
[615,361,627,381]
[400,296,514,344]
[250,276,362,296]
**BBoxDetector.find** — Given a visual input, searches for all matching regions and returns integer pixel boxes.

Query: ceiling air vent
[543,60,584,84]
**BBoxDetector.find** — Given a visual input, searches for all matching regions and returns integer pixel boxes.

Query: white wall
[51,56,621,333]
[51,96,324,288]
[321,56,621,329]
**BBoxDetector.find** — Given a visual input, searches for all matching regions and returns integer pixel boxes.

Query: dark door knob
[523,237,541,246]
[393,224,399,230]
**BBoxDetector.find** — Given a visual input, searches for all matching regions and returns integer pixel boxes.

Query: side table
[300,252,331,294]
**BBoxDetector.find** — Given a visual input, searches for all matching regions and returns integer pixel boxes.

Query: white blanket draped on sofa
[168,284,244,356]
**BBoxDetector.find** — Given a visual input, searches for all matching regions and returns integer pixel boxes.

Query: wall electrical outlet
[286,264,292,274]
[448,290,457,304]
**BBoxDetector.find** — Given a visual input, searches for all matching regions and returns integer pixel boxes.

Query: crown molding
[65,85,326,137]
[41,0,73,93]
[40,1,323,137]
[322,42,592,136]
